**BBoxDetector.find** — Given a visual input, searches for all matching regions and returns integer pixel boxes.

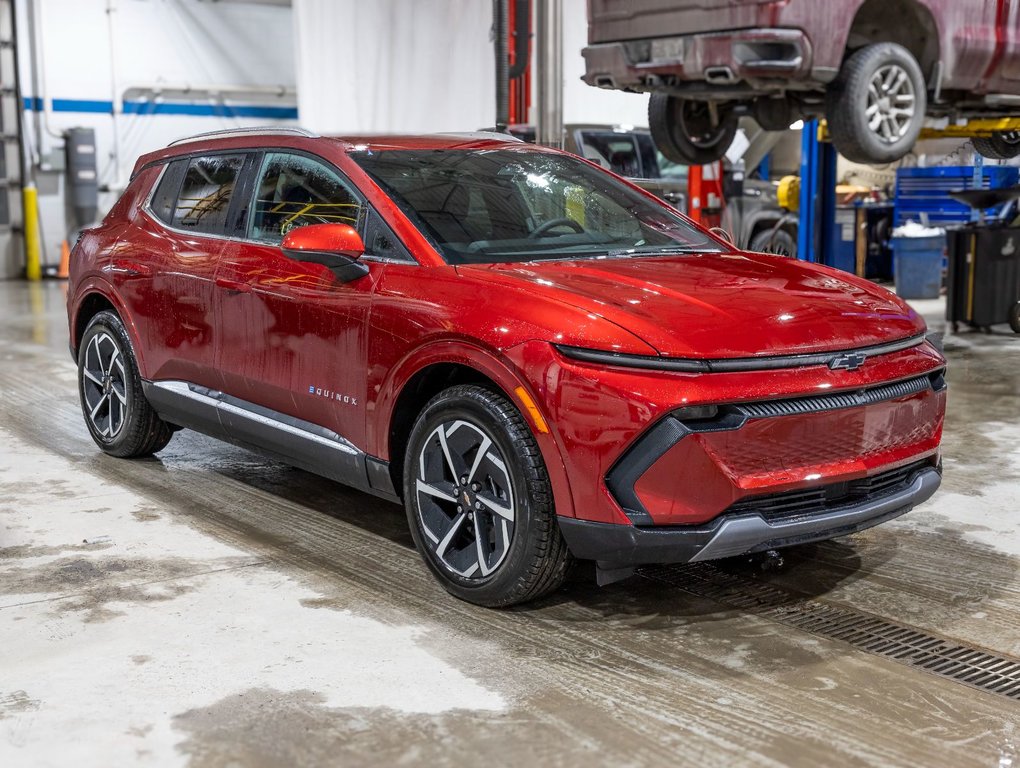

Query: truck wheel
[403,384,571,608]
[826,43,926,164]
[749,228,797,258]
[1009,301,1020,334]
[972,132,1020,160]
[649,94,738,165]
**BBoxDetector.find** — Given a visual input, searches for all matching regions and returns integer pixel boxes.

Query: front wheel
[826,43,926,164]
[78,310,173,458]
[972,132,1020,160]
[649,94,738,165]
[403,384,570,607]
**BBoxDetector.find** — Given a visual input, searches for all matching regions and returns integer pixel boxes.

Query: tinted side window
[149,159,187,224]
[577,131,641,178]
[172,155,244,235]
[249,153,362,244]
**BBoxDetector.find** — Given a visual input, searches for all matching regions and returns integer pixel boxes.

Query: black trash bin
[946,226,1020,333]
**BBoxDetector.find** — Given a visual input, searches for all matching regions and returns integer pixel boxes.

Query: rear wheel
[827,43,926,164]
[403,384,570,607]
[649,94,738,165]
[78,311,173,458]
[972,132,1020,160]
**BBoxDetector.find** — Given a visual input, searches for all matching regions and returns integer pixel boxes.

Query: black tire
[827,43,926,164]
[749,227,797,257]
[403,384,571,607]
[1009,301,1020,334]
[649,93,739,165]
[972,132,1020,160]
[78,310,173,458]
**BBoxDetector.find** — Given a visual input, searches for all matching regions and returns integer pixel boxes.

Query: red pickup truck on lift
[583,0,1020,165]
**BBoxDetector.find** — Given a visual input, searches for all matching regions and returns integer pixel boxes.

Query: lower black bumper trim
[558,467,941,567]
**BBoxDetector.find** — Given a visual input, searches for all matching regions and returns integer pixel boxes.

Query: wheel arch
[69,279,151,376]
[376,342,575,518]
[845,0,940,84]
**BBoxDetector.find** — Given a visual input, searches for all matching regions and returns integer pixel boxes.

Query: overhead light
[789,120,805,131]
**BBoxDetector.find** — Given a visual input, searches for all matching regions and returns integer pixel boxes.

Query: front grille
[725,460,933,522]
[734,373,941,420]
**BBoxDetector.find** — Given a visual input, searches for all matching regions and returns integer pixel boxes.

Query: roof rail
[437,131,524,143]
[168,126,317,147]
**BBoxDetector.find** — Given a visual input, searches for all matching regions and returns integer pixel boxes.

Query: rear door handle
[215,276,252,294]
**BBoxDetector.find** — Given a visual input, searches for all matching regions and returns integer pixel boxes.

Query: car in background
[507,123,687,210]
[507,123,797,255]
[583,0,1020,165]
[68,128,945,607]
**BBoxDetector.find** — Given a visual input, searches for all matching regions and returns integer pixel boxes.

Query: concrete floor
[1,280,1018,768]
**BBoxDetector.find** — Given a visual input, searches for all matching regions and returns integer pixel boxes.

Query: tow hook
[758,549,785,572]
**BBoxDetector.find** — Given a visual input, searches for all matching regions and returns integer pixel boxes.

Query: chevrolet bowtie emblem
[829,352,867,371]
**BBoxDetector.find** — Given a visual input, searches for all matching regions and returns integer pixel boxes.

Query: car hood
[456,253,925,358]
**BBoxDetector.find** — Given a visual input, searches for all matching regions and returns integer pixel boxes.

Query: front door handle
[215,276,252,294]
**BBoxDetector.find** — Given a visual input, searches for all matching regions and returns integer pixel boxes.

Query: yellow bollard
[23,184,42,281]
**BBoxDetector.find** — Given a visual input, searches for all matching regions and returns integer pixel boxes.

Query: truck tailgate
[587,0,780,43]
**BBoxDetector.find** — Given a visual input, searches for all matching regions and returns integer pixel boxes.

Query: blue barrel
[892,234,946,299]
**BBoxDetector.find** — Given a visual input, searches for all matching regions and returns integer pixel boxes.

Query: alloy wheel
[81,331,128,439]
[415,419,515,579]
[865,64,916,145]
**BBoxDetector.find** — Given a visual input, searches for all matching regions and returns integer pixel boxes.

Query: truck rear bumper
[583,28,817,94]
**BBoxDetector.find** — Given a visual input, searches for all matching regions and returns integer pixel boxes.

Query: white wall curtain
[294,0,496,133]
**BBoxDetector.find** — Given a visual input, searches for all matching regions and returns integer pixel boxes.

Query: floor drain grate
[640,563,1020,701]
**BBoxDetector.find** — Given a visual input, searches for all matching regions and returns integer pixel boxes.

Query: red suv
[67,127,946,607]
[583,0,1020,165]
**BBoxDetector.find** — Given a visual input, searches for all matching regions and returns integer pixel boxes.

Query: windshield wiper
[603,245,712,258]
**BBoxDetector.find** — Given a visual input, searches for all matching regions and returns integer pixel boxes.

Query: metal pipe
[33,0,63,140]
[493,0,509,130]
[535,0,563,148]
[120,82,296,100]
[106,0,123,191]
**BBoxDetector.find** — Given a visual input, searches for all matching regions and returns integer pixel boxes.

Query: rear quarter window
[171,154,245,235]
[148,159,187,224]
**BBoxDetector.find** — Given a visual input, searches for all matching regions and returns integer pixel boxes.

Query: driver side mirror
[281,223,369,282]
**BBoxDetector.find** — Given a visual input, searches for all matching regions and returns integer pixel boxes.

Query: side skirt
[142,380,400,503]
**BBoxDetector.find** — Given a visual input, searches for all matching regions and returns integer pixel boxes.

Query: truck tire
[649,94,738,165]
[826,43,926,164]
[749,227,797,258]
[972,132,1020,160]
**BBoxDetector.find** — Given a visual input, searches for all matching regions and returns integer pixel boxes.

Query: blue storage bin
[892,235,946,299]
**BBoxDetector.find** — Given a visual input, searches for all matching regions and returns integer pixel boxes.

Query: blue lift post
[796,120,838,264]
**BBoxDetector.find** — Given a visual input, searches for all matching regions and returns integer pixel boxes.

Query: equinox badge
[829,352,867,371]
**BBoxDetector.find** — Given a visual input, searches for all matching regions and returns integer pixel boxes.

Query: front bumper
[582,28,815,94]
[558,464,940,567]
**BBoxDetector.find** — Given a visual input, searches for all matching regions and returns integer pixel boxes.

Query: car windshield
[351,147,719,264]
